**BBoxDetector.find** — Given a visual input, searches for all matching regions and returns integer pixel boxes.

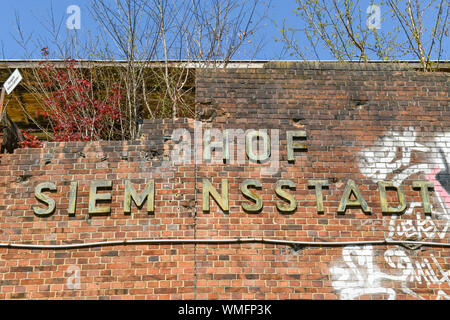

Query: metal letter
[88,180,112,214]
[240,179,263,213]
[377,181,406,214]
[337,179,371,214]
[412,180,434,215]
[287,130,307,162]
[124,180,155,214]
[68,181,78,215]
[307,179,329,214]
[246,130,270,162]
[33,182,57,216]
[275,180,297,213]
[202,179,229,213]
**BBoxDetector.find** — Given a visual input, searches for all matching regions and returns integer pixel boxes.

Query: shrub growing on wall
[36,50,123,142]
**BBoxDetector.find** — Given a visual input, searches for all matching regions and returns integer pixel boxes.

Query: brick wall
[0,62,448,299]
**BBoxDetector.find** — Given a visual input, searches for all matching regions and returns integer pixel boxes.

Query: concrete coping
[0,60,448,72]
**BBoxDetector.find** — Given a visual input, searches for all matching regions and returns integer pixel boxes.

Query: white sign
[3,69,23,94]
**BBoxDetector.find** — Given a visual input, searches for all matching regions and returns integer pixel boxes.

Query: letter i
[68,181,78,215]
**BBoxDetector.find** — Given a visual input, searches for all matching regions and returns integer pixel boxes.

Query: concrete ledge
[263,60,450,72]
[0,60,448,72]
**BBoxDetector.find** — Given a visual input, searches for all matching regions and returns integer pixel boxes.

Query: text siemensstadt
[31,129,434,217]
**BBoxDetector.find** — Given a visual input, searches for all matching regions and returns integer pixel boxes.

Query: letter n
[202,179,229,213]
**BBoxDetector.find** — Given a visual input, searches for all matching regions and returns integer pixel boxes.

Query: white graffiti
[331,245,450,300]
[357,127,430,184]
[437,290,450,300]
[388,202,449,240]
[330,246,396,300]
[358,128,450,242]
[384,248,449,286]
[351,128,450,299]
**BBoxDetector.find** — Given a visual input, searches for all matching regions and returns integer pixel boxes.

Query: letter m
[124,180,155,214]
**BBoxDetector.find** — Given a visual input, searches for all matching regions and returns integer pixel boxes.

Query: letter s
[33,182,57,216]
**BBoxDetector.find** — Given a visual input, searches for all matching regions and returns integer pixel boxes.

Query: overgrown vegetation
[13,0,268,145]
[277,0,449,71]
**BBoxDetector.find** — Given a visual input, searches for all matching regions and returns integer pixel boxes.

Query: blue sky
[0,0,448,61]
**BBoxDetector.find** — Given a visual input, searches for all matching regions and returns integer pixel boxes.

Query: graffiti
[332,128,450,300]
[357,127,450,241]
[388,202,448,240]
[357,127,430,184]
[435,149,450,193]
[330,246,396,300]
[384,248,449,286]
[330,245,450,300]
[356,219,383,231]
[437,290,450,300]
